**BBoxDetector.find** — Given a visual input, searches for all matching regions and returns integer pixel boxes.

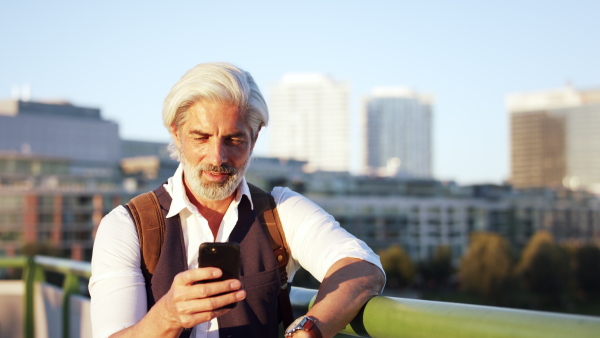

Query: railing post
[22,256,45,338]
[62,273,79,338]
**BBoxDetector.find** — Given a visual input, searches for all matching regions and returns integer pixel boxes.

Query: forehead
[184,101,250,133]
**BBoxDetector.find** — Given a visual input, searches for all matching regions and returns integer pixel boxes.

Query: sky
[1,0,598,185]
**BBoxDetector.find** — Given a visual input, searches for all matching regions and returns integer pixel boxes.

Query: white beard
[181,156,249,201]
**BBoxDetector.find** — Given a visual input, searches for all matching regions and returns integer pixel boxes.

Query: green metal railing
[290,288,600,338]
[2,255,600,338]
[0,255,91,338]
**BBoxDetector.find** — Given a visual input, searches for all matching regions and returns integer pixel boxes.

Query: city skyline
[1,1,598,184]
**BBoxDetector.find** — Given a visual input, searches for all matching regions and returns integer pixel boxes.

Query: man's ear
[170,124,182,148]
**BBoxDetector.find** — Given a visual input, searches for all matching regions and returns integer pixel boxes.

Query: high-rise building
[363,87,433,178]
[508,86,600,193]
[268,73,349,172]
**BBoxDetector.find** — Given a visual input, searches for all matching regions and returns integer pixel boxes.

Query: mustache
[197,163,238,174]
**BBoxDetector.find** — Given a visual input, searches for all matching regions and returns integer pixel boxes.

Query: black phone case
[198,242,241,280]
[197,242,241,309]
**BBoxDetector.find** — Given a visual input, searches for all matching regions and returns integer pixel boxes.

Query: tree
[21,241,65,258]
[458,232,512,298]
[418,245,453,288]
[516,230,569,306]
[573,245,600,296]
[291,267,320,288]
[378,244,415,288]
[515,230,553,275]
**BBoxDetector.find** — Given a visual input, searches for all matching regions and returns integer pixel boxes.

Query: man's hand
[109,267,246,337]
[159,267,246,330]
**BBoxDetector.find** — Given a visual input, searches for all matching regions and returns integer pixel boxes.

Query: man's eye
[229,138,244,145]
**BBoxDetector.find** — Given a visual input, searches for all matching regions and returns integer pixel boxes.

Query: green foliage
[378,244,415,288]
[21,241,65,258]
[292,267,320,288]
[516,231,569,308]
[573,245,600,296]
[515,230,553,275]
[423,231,600,315]
[458,232,512,298]
[524,243,569,294]
[418,245,453,287]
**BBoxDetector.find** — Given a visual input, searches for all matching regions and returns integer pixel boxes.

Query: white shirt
[89,164,383,338]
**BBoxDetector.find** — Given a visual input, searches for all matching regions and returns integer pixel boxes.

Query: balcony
[1,256,600,338]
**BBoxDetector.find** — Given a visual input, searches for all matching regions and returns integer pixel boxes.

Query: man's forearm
[304,257,386,338]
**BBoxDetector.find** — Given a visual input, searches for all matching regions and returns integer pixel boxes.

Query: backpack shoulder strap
[248,183,294,327]
[124,191,165,282]
[248,183,290,285]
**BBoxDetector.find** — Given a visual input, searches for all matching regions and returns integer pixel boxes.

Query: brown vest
[145,185,282,338]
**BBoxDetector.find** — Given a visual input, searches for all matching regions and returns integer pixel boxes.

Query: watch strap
[285,316,322,338]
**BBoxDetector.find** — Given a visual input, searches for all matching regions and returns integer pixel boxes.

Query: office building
[364,87,433,178]
[0,152,133,260]
[0,100,156,259]
[268,73,350,172]
[309,182,600,262]
[0,99,120,176]
[508,87,600,193]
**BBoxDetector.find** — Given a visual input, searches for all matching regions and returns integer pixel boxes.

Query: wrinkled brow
[188,129,248,139]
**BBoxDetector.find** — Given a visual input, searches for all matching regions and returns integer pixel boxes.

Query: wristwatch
[284,316,322,338]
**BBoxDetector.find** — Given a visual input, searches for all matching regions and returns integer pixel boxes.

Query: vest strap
[125,191,165,283]
[247,184,290,286]
[247,183,294,327]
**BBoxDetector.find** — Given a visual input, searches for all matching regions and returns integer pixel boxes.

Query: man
[89,62,385,338]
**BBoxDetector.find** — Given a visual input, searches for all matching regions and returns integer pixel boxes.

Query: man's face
[171,101,255,201]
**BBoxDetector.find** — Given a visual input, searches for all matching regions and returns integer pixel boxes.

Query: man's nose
[206,140,227,165]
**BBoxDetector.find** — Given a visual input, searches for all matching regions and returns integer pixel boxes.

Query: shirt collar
[165,163,254,218]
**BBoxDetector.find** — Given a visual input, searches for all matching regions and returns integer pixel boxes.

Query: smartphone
[197,242,241,309]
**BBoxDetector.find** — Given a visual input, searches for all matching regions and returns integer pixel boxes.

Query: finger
[191,279,243,299]
[187,289,247,313]
[179,307,232,329]
[174,268,223,286]
[161,284,244,327]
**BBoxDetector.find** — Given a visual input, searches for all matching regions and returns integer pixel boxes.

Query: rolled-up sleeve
[271,187,384,282]
[88,206,147,338]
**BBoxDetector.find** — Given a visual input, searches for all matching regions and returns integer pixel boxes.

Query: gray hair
[162,62,269,161]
